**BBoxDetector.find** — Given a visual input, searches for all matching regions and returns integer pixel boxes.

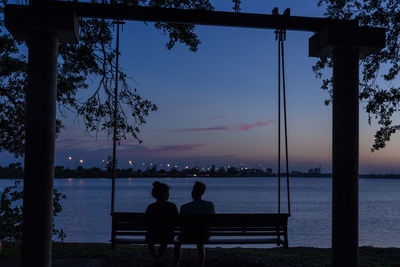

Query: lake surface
[1,177,399,248]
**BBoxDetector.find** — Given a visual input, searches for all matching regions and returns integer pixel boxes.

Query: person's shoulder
[202,200,214,206]
[180,202,188,210]
[180,201,194,212]
[147,201,158,208]
[182,200,195,207]
[166,201,178,209]
[145,201,158,212]
[202,200,215,213]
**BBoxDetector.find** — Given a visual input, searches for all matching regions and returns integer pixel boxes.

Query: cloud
[175,120,274,133]
[208,115,224,120]
[177,126,229,132]
[56,137,112,151]
[236,121,274,131]
[119,144,206,156]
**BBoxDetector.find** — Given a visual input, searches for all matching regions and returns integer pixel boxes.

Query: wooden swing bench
[111,212,290,249]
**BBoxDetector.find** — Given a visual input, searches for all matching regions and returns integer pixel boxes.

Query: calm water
[1,177,399,248]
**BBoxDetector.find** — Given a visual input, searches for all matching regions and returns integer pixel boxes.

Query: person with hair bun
[145,181,179,266]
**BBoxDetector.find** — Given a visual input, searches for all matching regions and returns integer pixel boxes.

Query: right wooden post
[309,26,385,267]
[331,45,359,267]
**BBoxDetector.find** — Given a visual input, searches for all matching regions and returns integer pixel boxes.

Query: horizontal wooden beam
[5,2,386,57]
[7,2,357,32]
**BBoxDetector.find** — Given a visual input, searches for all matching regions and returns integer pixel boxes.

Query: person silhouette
[175,181,215,267]
[145,181,178,266]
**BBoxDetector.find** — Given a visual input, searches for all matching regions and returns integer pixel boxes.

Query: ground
[1,243,400,266]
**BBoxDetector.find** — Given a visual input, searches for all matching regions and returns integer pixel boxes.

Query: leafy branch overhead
[0,0,242,156]
[316,0,400,151]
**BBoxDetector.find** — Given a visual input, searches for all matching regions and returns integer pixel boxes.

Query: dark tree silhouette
[0,0,241,157]
[316,0,400,151]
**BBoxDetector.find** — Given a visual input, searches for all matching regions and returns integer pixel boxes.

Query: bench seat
[111,212,290,249]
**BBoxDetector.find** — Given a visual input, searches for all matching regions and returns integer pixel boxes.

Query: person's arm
[145,205,152,230]
[173,203,178,215]
[171,203,179,229]
[210,202,215,214]
[145,205,150,214]
[180,204,186,214]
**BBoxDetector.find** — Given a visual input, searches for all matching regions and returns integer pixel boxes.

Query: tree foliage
[0,180,66,242]
[0,0,241,157]
[316,0,400,151]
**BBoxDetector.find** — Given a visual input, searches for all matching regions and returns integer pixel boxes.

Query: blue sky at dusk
[1,0,400,173]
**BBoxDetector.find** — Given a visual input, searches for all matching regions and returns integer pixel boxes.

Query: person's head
[151,181,170,201]
[191,181,206,201]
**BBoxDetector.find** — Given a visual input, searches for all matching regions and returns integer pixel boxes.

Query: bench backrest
[112,212,289,232]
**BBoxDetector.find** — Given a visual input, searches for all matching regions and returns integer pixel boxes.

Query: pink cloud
[236,120,274,131]
[176,121,274,133]
[208,115,224,120]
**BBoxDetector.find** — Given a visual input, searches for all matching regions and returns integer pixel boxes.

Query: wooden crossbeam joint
[5,4,79,43]
[309,25,386,58]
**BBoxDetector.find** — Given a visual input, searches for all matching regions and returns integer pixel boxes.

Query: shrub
[0,180,66,242]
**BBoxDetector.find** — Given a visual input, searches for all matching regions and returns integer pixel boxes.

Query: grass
[2,243,400,266]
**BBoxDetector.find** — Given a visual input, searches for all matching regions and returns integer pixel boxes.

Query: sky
[1,0,400,173]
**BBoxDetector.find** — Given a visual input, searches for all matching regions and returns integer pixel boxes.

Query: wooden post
[4,2,78,266]
[22,31,58,267]
[309,25,385,266]
[332,45,359,267]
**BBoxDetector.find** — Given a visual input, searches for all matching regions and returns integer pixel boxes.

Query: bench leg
[275,226,280,247]
[283,226,289,249]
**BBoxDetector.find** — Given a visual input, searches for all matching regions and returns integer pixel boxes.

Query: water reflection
[12,177,393,248]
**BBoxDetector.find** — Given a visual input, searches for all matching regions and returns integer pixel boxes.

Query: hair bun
[153,181,161,187]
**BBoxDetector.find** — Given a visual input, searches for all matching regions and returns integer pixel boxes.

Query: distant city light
[167,164,171,167]
[68,156,72,160]
[79,159,84,163]
[185,166,189,169]
[128,160,133,165]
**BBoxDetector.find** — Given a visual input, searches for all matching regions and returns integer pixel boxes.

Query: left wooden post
[22,30,58,267]
[5,3,78,266]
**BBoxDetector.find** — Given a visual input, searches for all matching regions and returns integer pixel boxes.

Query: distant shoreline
[2,163,400,179]
[2,175,400,179]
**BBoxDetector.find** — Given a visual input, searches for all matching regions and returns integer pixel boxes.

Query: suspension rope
[111,20,124,215]
[275,28,291,215]
[276,29,281,214]
[280,31,291,216]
